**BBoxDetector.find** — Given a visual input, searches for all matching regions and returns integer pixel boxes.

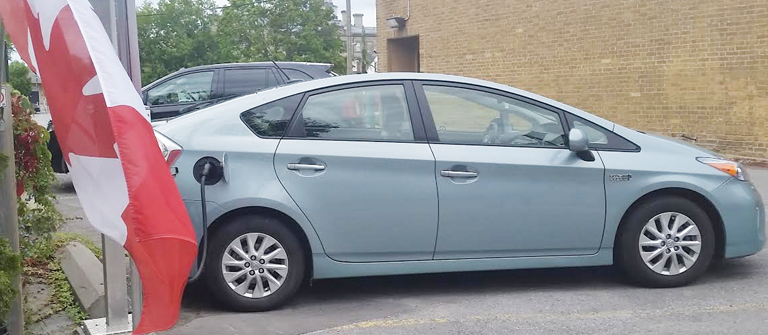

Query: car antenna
[272,60,302,84]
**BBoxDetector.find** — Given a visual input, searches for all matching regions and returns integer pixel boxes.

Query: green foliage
[11,92,62,253]
[0,238,22,321]
[137,0,221,85]
[137,0,346,85]
[218,0,345,72]
[9,61,32,97]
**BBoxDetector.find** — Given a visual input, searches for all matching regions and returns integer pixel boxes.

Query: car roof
[178,61,332,72]
[158,72,616,132]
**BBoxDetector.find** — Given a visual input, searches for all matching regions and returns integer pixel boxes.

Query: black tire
[616,196,715,288]
[48,131,68,174]
[204,214,306,312]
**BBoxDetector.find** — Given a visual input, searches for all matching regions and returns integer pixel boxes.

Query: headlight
[697,157,748,181]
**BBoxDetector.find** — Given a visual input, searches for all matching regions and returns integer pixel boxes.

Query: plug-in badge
[609,173,632,182]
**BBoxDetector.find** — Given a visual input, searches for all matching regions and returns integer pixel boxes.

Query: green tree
[218,0,345,74]
[137,0,221,85]
[9,61,32,97]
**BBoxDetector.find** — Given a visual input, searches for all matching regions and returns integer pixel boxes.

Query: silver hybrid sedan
[154,73,765,312]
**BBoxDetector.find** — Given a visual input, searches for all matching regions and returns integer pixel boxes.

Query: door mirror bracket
[568,128,595,162]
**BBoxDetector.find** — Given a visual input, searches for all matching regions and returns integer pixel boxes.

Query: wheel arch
[207,206,315,281]
[614,187,726,259]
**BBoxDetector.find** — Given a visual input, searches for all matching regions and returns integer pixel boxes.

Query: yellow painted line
[326,303,768,331]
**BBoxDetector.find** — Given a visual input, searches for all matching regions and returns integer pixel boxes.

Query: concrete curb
[58,242,105,318]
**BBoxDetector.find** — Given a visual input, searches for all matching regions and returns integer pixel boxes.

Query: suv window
[223,68,279,96]
[241,94,303,138]
[294,85,414,141]
[147,71,214,106]
[281,69,313,81]
[423,85,566,147]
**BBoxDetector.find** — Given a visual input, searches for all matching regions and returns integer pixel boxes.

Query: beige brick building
[377,0,768,162]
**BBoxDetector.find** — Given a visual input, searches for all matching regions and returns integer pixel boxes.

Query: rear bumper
[712,178,766,258]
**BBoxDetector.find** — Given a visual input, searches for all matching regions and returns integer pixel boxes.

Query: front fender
[598,151,730,251]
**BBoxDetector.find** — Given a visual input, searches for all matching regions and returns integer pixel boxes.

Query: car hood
[644,132,722,158]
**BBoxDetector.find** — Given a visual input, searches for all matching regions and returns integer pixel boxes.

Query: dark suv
[142,61,335,120]
[48,61,335,173]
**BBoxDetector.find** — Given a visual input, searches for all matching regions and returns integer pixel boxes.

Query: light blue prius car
[153,73,765,312]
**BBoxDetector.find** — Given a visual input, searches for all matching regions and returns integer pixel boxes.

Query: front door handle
[287,163,326,171]
[440,170,478,178]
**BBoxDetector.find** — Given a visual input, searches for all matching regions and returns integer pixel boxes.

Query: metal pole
[0,20,23,335]
[91,1,131,333]
[345,0,352,74]
[113,0,144,327]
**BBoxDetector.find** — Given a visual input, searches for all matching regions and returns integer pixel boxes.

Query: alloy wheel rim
[638,212,702,276]
[222,232,289,298]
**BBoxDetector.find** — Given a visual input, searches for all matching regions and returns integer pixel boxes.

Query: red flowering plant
[10,92,61,252]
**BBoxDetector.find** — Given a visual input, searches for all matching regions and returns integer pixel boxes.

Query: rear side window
[224,68,279,96]
[293,85,415,142]
[282,69,313,81]
[241,94,302,138]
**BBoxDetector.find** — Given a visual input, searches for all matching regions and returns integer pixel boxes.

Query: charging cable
[188,162,213,282]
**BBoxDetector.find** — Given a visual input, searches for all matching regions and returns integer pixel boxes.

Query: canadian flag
[0,0,198,333]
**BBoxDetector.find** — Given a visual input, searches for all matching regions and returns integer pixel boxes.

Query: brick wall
[377,0,768,162]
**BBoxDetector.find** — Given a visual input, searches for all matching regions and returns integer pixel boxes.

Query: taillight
[155,130,183,166]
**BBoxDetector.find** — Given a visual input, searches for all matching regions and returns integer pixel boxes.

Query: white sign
[0,86,7,108]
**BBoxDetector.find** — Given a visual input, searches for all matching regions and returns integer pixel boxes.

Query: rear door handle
[287,163,326,171]
[440,170,478,178]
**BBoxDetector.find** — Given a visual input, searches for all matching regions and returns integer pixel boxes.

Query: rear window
[240,94,302,138]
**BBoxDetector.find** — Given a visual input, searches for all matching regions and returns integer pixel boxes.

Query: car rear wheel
[205,214,305,312]
[616,196,715,287]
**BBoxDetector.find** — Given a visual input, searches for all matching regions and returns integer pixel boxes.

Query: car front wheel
[616,196,715,287]
[205,214,305,312]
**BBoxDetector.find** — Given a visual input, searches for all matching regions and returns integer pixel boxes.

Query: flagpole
[90,1,132,334]
[0,18,24,335]
[114,0,144,328]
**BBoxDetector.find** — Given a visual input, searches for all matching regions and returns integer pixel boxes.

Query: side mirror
[568,128,595,162]
[568,128,589,152]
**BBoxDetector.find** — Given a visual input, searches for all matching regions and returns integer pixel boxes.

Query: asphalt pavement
[53,167,768,335]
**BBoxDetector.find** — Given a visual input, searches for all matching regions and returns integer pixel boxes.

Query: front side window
[565,113,639,151]
[241,94,303,138]
[296,85,414,141]
[423,85,566,147]
[224,68,279,96]
[147,71,214,106]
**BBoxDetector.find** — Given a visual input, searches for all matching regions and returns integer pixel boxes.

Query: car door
[414,82,607,260]
[144,70,216,120]
[274,82,439,262]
